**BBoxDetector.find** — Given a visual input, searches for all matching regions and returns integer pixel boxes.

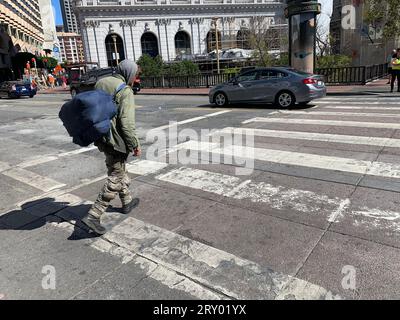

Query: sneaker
[81,214,106,235]
[121,198,140,214]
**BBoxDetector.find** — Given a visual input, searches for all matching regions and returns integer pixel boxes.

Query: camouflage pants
[89,152,132,218]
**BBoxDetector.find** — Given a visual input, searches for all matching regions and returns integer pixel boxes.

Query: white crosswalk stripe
[212,127,400,148]
[279,110,400,118]
[315,101,400,105]
[325,106,400,111]
[43,194,339,300]
[2,167,66,192]
[242,117,400,129]
[171,140,400,179]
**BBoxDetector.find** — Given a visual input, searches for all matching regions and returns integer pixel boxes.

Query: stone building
[72,0,287,68]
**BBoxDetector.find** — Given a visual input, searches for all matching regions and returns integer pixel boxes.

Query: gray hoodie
[116,59,138,84]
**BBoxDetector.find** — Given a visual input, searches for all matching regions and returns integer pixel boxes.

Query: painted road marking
[0,161,10,172]
[2,167,66,192]
[103,216,339,299]
[279,110,400,118]
[321,106,400,111]
[156,167,345,215]
[17,146,98,168]
[150,110,232,131]
[315,101,400,105]
[172,140,400,179]
[242,117,400,129]
[213,127,400,148]
[126,159,168,175]
[42,193,336,299]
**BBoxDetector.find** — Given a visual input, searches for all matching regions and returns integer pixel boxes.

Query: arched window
[141,32,159,57]
[206,30,221,53]
[174,31,191,56]
[105,33,125,67]
[237,29,251,49]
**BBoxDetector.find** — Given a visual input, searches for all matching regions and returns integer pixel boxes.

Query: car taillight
[11,85,16,91]
[302,78,317,85]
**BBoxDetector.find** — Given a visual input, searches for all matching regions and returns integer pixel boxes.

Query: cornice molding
[74,3,286,17]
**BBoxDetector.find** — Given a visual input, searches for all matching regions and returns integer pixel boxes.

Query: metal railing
[141,63,389,88]
[315,63,389,85]
[141,74,234,88]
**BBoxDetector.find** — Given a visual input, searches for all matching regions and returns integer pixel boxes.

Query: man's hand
[133,147,141,157]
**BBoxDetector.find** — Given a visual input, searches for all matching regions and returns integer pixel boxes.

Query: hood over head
[116,59,138,84]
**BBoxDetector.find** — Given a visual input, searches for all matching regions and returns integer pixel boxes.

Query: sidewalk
[38,78,397,96]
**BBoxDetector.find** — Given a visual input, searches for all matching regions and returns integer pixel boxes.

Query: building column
[82,21,93,63]
[155,18,171,60]
[127,19,137,61]
[120,20,129,59]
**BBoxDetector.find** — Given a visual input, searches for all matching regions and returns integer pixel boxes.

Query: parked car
[0,80,37,99]
[69,67,141,97]
[209,67,326,108]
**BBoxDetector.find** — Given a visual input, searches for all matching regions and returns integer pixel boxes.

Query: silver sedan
[209,67,326,108]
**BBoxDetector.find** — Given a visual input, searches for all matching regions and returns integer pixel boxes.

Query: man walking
[82,59,141,235]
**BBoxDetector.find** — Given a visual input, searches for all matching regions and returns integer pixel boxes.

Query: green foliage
[166,60,200,76]
[364,0,400,41]
[137,55,200,77]
[316,55,352,68]
[274,53,289,66]
[223,67,240,75]
[137,54,164,77]
[37,56,58,70]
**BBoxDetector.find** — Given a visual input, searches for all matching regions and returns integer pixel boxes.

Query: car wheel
[29,95,34,98]
[71,88,78,98]
[275,91,295,108]
[214,92,228,107]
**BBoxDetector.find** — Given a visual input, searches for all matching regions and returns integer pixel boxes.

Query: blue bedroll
[59,84,126,147]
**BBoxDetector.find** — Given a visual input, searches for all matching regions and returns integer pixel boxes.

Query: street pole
[111,35,119,65]
[213,18,220,75]
[285,0,321,74]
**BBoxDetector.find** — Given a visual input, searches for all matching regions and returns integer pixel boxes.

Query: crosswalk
[3,95,400,299]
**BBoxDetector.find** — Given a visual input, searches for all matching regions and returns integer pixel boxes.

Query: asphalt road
[1,92,400,300]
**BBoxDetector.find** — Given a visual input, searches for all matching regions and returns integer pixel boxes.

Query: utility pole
[212,17,220,74]
[111,34,119,65]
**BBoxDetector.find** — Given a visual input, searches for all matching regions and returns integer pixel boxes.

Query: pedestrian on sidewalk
[390,49,400,93]
[81,59,141,235]
[387,49,397,84]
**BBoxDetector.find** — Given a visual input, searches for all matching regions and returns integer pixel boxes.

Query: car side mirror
[232,79,239,85]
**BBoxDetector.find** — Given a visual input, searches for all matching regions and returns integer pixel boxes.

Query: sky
[52,0,63,26]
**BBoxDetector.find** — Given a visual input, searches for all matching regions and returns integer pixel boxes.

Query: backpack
[59,83,126,147]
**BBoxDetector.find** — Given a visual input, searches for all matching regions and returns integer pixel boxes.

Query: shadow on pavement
[0,197,111,241]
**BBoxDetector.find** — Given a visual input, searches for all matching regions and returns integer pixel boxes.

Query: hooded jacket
[94,60,140,154]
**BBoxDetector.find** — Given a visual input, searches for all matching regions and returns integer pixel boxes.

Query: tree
[316,54,352,68]
[137,54,165,77]
[316,16,332,58]
[364,0,400,41]
[166,60,200,76]
[137,54,200,77]
[246,17,288,67]
[37,56,58,70]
